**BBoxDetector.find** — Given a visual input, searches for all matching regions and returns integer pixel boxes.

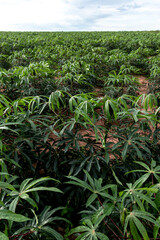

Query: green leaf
[0,232,9,240]
[20,178,33,192]
[133,194,145,211]
[155,190,160,208]
[20,193,38,209]
[153,216,160,240]
[0,210,30,222]
[86,193,97,207]
[129,218,141,240]
[111,170,123,185]
[133,216,149,240]
[134,161,150,171]
[0,140,3,151]
[136,192,157,210]
[132,143,143,159]
[0,182,16,191]
[134,173,150,186]
[104,148,110,164]
[24,177,59,191]
[122,142,128,160]
[9,196,19,213]
[134,211,160,227]
[96,232,109,240]
[103,203,115,217]
[41,226,64,240]
[25,187,62,193]
[124,214,130,235]
[67,226,90,236]
[66,176,93,191]
[84,170,95,189]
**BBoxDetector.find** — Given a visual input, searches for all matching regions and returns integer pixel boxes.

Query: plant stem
[98,197,125,238]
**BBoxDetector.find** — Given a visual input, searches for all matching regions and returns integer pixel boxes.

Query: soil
[56,227,77,240]
[136,75,149,95]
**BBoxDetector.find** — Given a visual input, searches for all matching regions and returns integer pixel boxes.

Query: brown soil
[0,87,5,93]
[92,87,104,97]
[136,75,149,95]
[56,227,77,240]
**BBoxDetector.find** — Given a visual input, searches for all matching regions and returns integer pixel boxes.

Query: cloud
[0,0,160,31]
[118,2,140,11]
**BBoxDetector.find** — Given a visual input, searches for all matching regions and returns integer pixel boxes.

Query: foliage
[0,31,160,239]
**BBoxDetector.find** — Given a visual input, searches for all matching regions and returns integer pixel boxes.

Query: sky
[0,0,160,31]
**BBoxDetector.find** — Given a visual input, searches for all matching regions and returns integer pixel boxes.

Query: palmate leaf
[68,218,109,240]
[120,179,157,211]
[124,210,160,240]
[124,213,149,240]
[39,206,68,226]
[67,170,116,195]
[49,90,65,111]
[144,94,158,111]
[104,98,119,120]
[75,109,94,126]
[40,226,64,240]
[134,92,158,110]
[69,96,78,113]
[126,160,160,184]
[8,177,63,229]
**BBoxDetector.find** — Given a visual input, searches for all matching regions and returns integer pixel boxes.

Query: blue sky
[0,0,160,31]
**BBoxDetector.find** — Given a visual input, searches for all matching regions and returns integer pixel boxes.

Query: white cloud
[0,0,67,24]
[0,0,159,31]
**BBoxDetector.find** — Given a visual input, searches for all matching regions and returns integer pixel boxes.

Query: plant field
[0,31,160,239]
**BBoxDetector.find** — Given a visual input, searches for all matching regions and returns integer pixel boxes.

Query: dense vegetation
[0,31,160,240]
